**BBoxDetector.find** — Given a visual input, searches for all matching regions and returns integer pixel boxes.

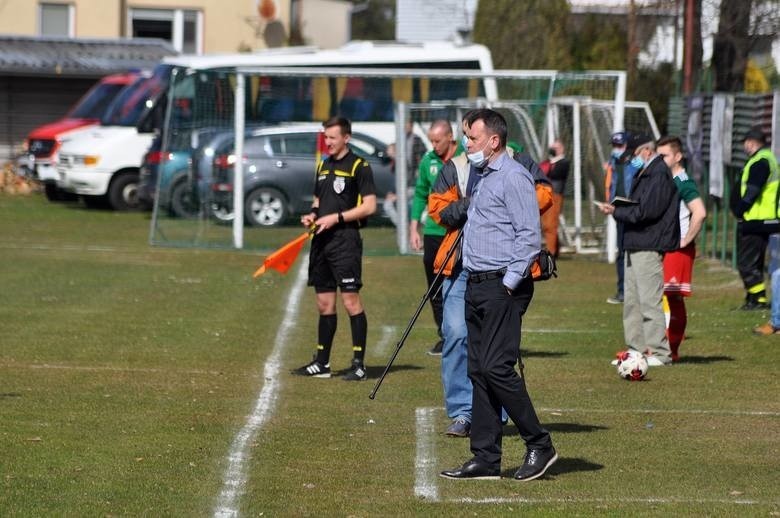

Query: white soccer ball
[616,350,648,381]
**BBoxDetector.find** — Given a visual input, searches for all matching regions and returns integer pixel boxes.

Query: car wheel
[245,187,287,227]
[169,180,200,219]
[108,173,140,211]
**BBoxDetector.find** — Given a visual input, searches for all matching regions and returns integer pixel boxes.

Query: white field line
[213,258,308,518]
[539,407,780,418]
[374,325,397,357]
[1,363,222,376]
[452,496,777,505]
[414,407,439,501]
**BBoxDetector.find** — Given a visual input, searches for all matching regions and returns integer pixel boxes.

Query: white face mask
[467,140,492,168]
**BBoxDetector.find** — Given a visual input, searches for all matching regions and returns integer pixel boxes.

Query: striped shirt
[463,151,541,289]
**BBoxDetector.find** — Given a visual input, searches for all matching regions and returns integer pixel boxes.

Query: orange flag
[253,231,312,278]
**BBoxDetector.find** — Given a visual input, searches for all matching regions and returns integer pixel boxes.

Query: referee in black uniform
[293,117,377,381]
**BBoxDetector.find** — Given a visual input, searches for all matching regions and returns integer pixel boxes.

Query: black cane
[369,228,463,400]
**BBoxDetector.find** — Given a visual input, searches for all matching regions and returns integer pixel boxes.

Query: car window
[268,136,283,156]
[283,134,317,156]
[349,135,377,158]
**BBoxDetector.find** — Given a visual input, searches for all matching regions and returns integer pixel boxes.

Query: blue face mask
[611,148,623,159]
[461,134,469,149]
[630,155,644,169]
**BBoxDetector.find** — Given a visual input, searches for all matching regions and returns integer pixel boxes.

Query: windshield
[101,67,171,127]
[68,81,130,119]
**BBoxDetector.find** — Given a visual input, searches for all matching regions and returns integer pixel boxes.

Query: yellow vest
[741,148,780,221]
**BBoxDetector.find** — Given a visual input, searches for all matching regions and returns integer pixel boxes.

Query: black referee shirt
[315,150,376,218]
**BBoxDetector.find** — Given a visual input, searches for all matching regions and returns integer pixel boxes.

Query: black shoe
[427,339,443,356]
[342,359,367,381]
[440,458,500,480]
[513,447,558,482]
[740,300,770,311]
[292,358,331,378]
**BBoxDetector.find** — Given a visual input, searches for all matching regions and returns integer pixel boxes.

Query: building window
[39,3,74,37]
[130,8,202,54]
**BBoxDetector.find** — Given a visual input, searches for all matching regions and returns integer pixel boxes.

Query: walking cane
[369,228,463,400]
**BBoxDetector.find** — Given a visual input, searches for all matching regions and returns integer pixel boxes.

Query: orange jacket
[429,152,553,277]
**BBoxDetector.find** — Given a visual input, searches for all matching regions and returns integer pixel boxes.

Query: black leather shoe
[440,459,500,480]
[513,447,558,481]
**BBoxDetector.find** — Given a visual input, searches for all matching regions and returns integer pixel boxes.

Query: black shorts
[308,228,363,293]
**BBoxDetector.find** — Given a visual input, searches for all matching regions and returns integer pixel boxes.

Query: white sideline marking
[375,325,397,356]
[453,496,775,505]
[414,407,439,501]
[539,407,780,418]
[213,258,308,518]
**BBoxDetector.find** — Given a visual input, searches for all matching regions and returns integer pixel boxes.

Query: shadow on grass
[360,364,424,379]
[0,392,23,399]
[501,457,604,478]
[503,422,608,436]
[676,355,734,364]
[521,349,569,359]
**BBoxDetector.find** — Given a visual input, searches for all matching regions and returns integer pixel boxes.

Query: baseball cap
[743,125,767,144]
[611,131,628,146]
[628,133,654,150]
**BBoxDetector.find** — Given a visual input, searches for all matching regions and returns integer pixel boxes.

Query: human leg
[753,267,780,335]
[633,250,671,363]
[441,270,472,428]
[622,252,643,351]
[423,234,445,339]
[738,229,769,309]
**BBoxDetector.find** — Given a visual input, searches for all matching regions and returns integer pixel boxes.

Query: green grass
[1,194,778,516]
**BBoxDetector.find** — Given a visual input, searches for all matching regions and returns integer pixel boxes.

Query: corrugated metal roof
[0,35,177,77]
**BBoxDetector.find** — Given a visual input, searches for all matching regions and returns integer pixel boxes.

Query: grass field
[1,194,778,517]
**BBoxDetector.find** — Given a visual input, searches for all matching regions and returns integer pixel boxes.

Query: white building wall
[395,0,477,42]
[301,0,351,49]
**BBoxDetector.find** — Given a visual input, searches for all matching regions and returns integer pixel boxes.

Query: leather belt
[469,268,507,283]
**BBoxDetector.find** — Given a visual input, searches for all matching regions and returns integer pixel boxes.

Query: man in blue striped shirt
[441,109,556,482]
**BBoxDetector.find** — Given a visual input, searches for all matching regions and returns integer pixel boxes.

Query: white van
[58,70,168,209]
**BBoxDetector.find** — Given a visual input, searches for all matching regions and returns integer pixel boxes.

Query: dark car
[201,125,394,227]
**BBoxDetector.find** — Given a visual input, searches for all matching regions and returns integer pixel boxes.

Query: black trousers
[423,234,444,336]
[737,227,769,291]
[465,274,552,469]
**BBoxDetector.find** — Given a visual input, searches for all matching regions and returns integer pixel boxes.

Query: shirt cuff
[503,271,522,291]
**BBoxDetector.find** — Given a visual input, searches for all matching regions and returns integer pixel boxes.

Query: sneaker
[445,417,471,437]
[342,359,367,381]
[513,447,558,481]
[427,339,443,356]
[753,322,780,336]
[606,294,624,304]
[292,358,331,378]
[645,355,668,367]
[741,300,771,310]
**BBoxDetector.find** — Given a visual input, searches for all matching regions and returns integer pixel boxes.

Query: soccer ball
[616,350,648,381]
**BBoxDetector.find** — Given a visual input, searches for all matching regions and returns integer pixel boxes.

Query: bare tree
[712,0,752,91]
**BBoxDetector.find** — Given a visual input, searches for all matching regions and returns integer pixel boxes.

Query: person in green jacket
[409,119,464,355]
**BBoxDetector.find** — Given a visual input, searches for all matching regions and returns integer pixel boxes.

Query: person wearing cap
[598,134,679,366]
[603,131,640,304]
[730,125,779,310]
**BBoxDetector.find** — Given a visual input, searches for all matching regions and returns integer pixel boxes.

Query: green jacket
[410,143,464,236]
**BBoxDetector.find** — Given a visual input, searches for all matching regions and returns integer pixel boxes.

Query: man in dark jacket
[598,134,679,366]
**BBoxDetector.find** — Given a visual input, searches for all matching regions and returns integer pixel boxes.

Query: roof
[0,35,177,77]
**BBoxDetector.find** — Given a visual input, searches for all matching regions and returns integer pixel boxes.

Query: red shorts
[663,243,695,296]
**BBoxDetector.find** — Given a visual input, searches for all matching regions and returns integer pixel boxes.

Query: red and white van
[21,72,138,201]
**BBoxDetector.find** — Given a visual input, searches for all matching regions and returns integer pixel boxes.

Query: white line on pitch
[374,325,397,356]
[414,407,439,501]
[213,257,308,518]
[540,407,780,418]
[452,496,776,505]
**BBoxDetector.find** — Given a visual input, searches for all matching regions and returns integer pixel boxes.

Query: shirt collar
[482,150,510,175]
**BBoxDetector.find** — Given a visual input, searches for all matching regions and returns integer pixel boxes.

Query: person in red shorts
[657,136,707,362]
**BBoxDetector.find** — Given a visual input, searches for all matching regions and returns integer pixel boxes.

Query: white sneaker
[645,355,667,367]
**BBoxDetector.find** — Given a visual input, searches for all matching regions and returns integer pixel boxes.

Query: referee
[441,109,556,481]
[293,117,377,381]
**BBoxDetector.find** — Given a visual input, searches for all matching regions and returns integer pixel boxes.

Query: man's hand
[301,212,317,227]
[314,213,340,234]
[409,221,422,251]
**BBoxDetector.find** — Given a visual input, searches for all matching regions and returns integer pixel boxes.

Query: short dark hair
[465,108,507,147]
[323,116,351,135]
[657,135,683,155]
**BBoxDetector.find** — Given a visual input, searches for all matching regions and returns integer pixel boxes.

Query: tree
[711,0,752,91]
[473,0,573,69]
[347,0,395,40]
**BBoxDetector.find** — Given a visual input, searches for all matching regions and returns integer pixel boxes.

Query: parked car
[202,124,394,226]
[20,72,138,201]
[58,68,170,210]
